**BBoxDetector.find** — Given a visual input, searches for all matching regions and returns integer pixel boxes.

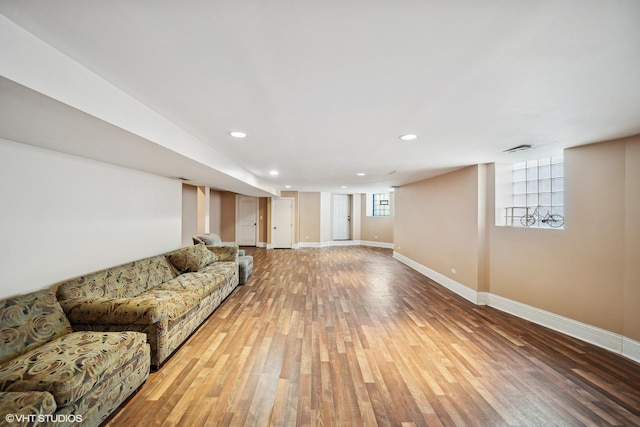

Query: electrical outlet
[451,268,457,274]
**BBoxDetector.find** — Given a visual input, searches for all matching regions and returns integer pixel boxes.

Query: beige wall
[490,139,628,334]
[394,135,640,342]
[209,190,222,236]
[395,166,485,291]
[299,192,321,243]
[360,193,394,244]
[351,194,361,241]
[197,186,207,234]
[624,138,640,341]
[265,197,272,244]
[258,197,268,245]
[183,184,211,244]
[220,191,236,242]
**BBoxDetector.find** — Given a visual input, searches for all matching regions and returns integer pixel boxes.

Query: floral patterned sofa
[55,244,239,369]
[0,289,150,427]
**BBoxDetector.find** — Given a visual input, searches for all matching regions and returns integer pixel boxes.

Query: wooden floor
[107,246,640,426]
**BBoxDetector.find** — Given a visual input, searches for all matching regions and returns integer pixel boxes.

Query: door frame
[235,195,258,246]
[333,193,351,241]
[270,197,295,249]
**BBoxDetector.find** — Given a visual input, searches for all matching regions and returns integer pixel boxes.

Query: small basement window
[367,193,391,217]
[504,156,565,228]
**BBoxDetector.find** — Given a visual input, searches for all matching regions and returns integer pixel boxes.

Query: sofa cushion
[135,289,200,320]
[58,288,201,324]
[0,290,72,366]
[153,264,236,300]
[58,296,169,325]
[0,331,148,407]
[56,255,179,300]
[198,261,238,280]
[153,273,215,300]
[167,244,216,273]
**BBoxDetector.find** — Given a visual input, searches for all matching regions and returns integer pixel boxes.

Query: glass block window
[372,193,390,217]
[512,156,564,228]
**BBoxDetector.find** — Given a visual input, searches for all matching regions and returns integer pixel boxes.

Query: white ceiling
[1,1,640,195]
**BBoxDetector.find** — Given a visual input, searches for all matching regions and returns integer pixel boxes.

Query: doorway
[236,195,258,246]
[272,198,293,249]
[333,194,351,240]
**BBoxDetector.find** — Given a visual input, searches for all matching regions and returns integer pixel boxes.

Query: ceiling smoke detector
[504,144,534,153]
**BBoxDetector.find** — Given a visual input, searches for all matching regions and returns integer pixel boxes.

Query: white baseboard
[297,240,357,248]
[305,240,393,248]
[623,337,640,363]
[361,240,394,249]
[477,292,490,306]
[393,251,640,364]
[299,241,333,248]
[265,244,298,249]
[331,240,361,246]
[222,241,268,248]
[299,241,319,248]
[393,251,482,305]
[275,240,393,249]
[488,294,624,355]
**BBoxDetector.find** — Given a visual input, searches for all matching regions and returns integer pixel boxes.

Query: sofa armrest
[0,392,56,422]
[59,296,168,325]
[206,246,239,263]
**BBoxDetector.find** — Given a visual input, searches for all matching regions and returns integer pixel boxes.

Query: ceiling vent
[503,144,534,153]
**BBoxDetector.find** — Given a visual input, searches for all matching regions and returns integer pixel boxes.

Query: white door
[333,194,351,240]
[236,196,257,246]
[272,198,293,249]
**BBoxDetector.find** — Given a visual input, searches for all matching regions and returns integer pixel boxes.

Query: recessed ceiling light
[399,134,418,141]
[229,131,247,138]
[269,170,279,176]
[341,186,347,189]
[356,173,366,176]
[285,185,291,189]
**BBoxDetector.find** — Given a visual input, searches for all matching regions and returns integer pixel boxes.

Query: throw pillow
[198,234,222,246]
[167,244,216,273]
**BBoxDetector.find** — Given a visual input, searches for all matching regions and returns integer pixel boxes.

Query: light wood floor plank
[106,246,640,426]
